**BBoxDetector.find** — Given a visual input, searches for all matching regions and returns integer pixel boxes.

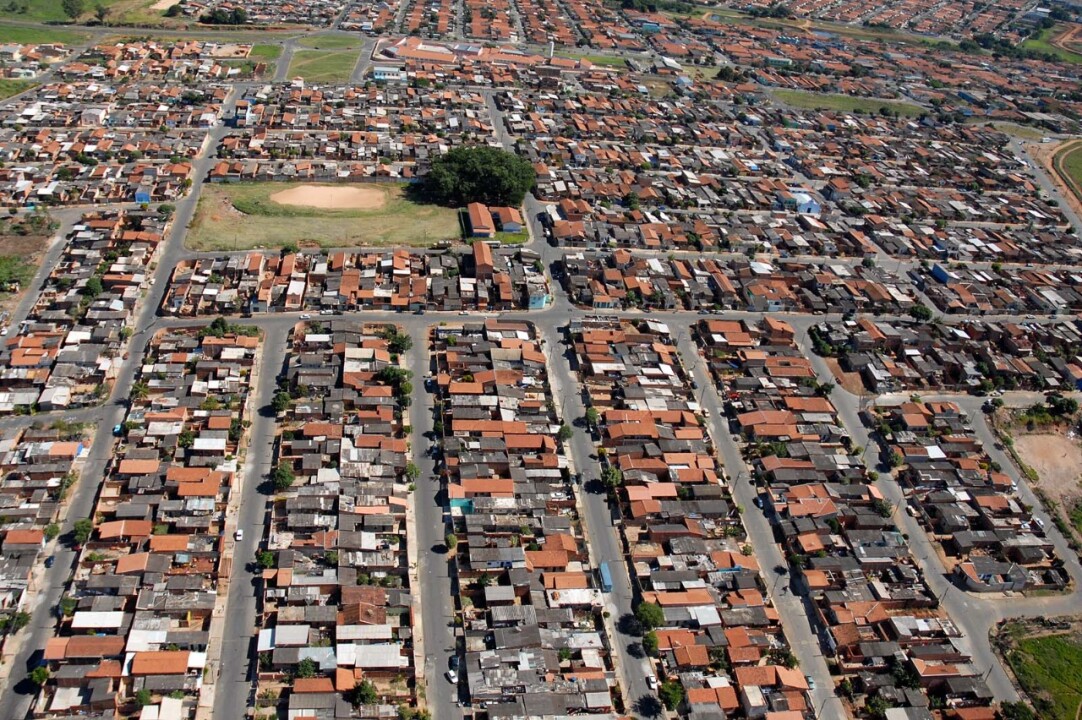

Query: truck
[598,562,613,593]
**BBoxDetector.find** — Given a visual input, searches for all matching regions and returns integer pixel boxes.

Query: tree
[93,3,109,22]
[28,666,48,687]
[73,518,93,544]
[351,680,378,706]
[44,523,60,541]
[1048,393,1078,417]
[642,630,659,657]
[294,657,318,679]
[404,462,420,482]
[1000,701,1036,720]
[584,407,599,427]
[82,276,103,298]
[273,464,295,491]
[177,429,195,449]
[557,424,572,442]
[602,465,623,488]
[658,679,684,710]
[623,191,640,211]
[257,551,276,569]
[634,601,664,631]
[422,146,535,207]
[271,390,291,413]
[130,381,149,403]
[61,0,83,18]
[445,533,458,551]
[134,689,153,707]
[908,303,933,322]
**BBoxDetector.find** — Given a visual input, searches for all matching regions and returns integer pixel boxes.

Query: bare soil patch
[823,357,866,395]
[1014,432,1082,511]
[269,184,388,210]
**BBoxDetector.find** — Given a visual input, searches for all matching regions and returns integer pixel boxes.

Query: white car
[646,675,658,690]
[300,313,311,320]
[445,670,458,683]
[234,529,244,541]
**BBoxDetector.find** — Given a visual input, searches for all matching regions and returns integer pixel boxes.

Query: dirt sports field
[1014,431,1082,514]
[1051,22,1082,54]
[1034,139,1082,223]
[187,181,462,250]
[269,185,387,210]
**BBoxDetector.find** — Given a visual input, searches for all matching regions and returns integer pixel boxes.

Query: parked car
[646,675,658,690]
[44,556,55,568]
[448,656,460,671]
[446,670,458,683]
[234,529,244,541]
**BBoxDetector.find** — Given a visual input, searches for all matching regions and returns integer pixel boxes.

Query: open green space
[286,49,357,82]
[971,120,1047,141]
[1059,144,1082,188]
[0,22,87,44]
[249,43,282,60]
[187,182,463,250]
[296,34,361,49]
[1021,25,1082,65]
[0,78,34,100]
[562,53,626,68]
[706,6,951,47]
[0,0,147,24]
[771,88,923,117]
[1006,629,1082,719]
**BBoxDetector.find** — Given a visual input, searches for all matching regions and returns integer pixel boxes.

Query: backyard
[187,182,462,250]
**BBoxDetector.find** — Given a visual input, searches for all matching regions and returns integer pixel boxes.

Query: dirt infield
[269,185,388,210]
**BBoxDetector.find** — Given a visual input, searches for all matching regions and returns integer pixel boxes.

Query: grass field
[0,78,34,100]
[287,49,357,82]
[296,34,361,49]
[1006,630,1082,719]
[188,182,462,250]
[564,53,626,68]
[249,44,282,60]
[974,120,1047,141]
[771,88,923,117]
[0,23,88,44]
[1022,25,1082,65]
[705,7,951,47]
[0,0,147,23]
[1053,142,1082,206]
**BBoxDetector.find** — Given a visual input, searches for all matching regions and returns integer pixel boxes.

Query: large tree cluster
[422,146,535,207]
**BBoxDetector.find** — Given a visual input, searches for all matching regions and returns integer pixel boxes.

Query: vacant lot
[1014,432,1082,536]
[771,89,923,118]
[0,23,87,44]
[296,34,361,50]
[0,232,49,313]
[286,49,357,82]
[187,182,462,250]
[1001,621,1082,720]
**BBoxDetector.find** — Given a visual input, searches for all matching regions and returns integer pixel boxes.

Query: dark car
[448,655,460,671]
[44,556,55,568]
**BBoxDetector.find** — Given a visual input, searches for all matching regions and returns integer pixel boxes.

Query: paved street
[211,323,288,720]
[671,325,846,717]
[406,335,462,720]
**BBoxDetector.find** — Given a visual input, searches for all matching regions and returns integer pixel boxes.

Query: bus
[598,562,613,593]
